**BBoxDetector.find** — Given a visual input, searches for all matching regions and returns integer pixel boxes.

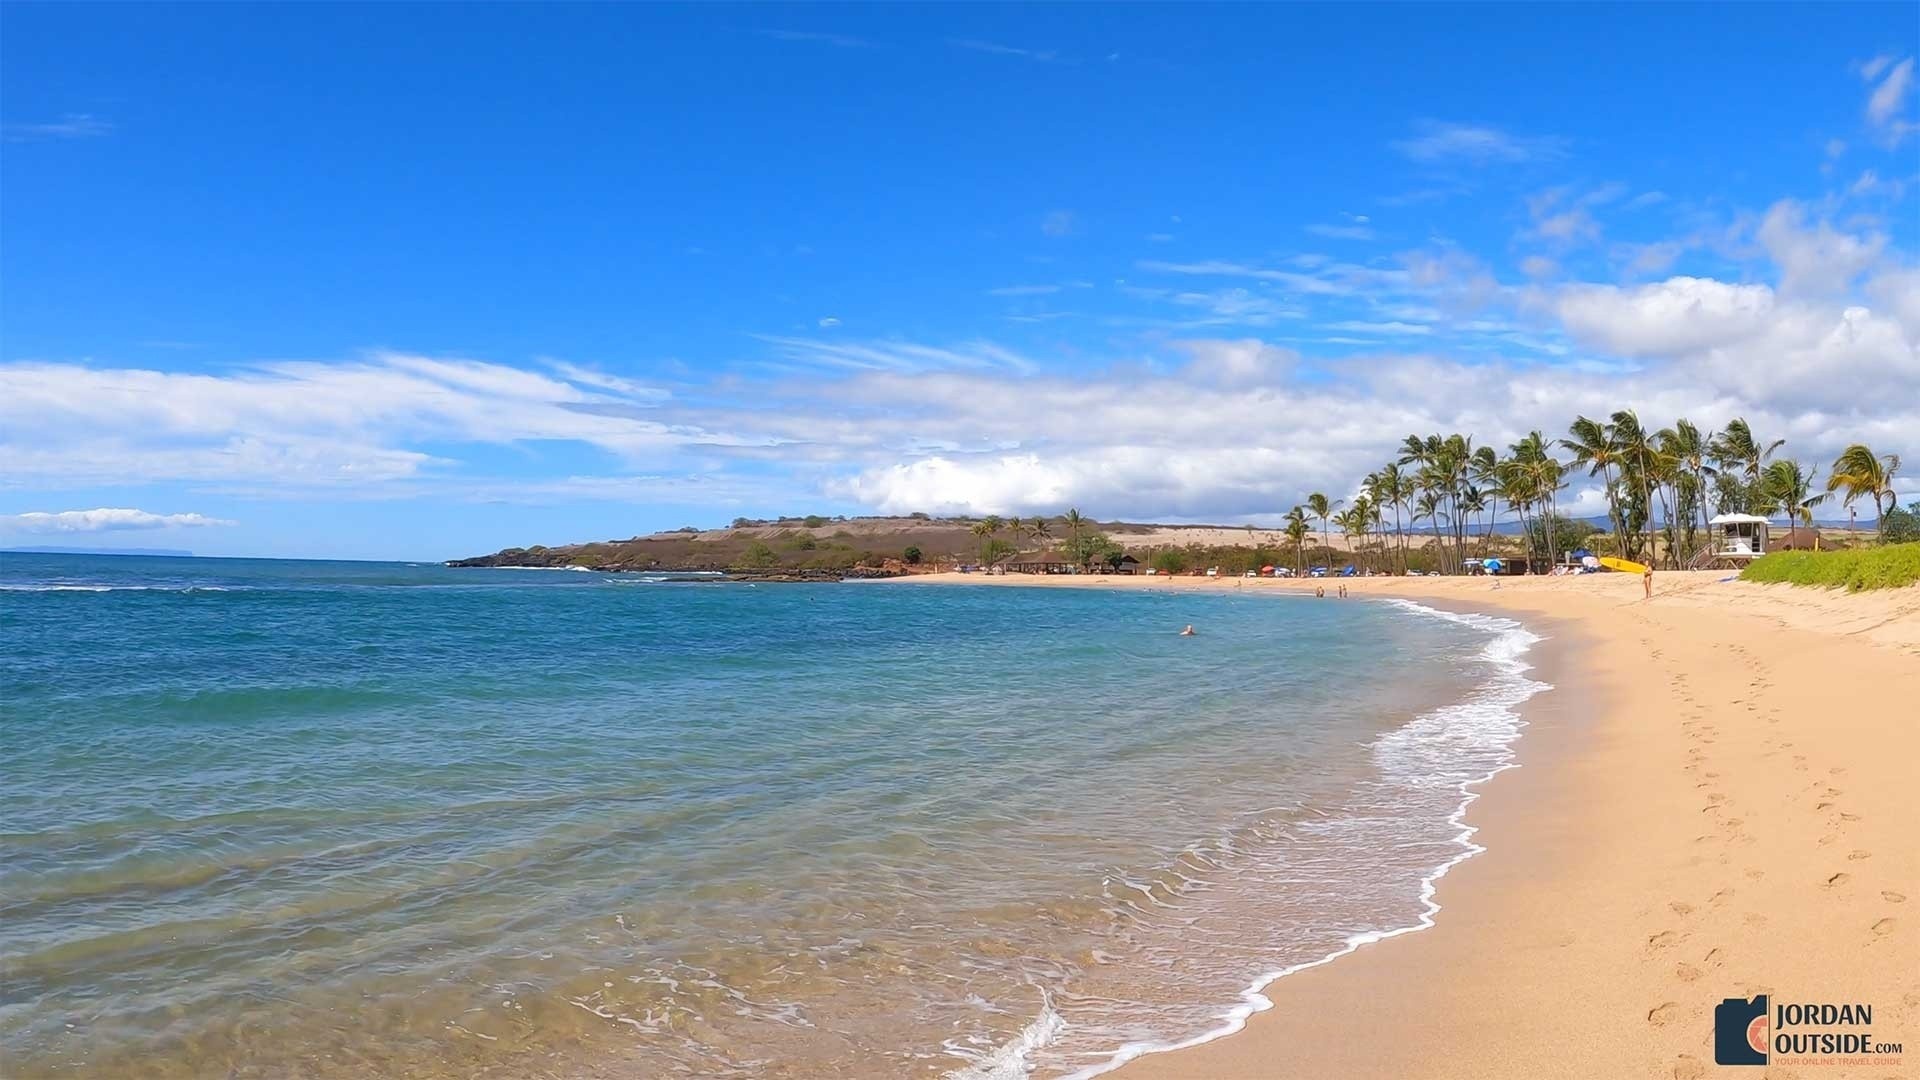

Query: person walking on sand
[1643,564,1653,601]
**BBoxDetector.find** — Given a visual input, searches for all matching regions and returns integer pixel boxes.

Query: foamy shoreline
[889,571,1920,1079]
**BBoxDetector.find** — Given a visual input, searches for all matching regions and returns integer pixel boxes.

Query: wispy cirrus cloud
[2,508,236,533]
[756,29,878,49]
[1859,54,1917,143]
[1392,120,1566,165]
[4,113,113,142]
[948,38,1061,63]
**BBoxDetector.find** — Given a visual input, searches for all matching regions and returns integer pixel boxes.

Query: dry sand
[893,570,1919,1079]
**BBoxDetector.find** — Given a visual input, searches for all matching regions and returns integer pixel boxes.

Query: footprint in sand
[1647,1002,1681,1026]
[1703,947,1725,966]
[1884,891,1907,903]
[1826,872,1851,888]
[1839,812,1861,822]
[1672,1055,1706,1080]
[1848,850,1872,861]
[1744,912,1769,927]
[1675,962,1702,982]
[1669,901,1695,916]
[1871,918,1897,937]
[1647,930,1682,950]
[1745,868,1766,880]
[1816,801,1835,810]
[1710,888,1735,906]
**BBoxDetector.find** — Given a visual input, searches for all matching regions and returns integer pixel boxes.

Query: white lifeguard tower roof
[1708,513,1772,525]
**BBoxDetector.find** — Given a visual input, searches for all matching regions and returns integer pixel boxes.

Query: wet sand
[893,571,1920,1079]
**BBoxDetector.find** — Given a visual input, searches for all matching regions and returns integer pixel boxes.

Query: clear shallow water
[0,554,1542,1079]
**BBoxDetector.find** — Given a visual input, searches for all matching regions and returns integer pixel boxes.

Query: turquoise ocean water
[0,554,1544,1078]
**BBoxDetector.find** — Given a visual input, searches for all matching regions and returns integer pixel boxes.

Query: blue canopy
[1482,559,1503,569]
[1571,548,1593,558]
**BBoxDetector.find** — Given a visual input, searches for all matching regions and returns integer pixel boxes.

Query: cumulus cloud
[1553,277,1777,356]
[1756,200,1885,295]
[3,508,236,533]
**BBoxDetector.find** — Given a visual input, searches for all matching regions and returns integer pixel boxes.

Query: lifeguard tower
[1695,513,1772,568]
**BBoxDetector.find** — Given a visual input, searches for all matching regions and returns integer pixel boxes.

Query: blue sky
[4,4,1917,560]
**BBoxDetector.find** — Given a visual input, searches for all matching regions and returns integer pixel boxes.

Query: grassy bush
[1740,542,1920,592]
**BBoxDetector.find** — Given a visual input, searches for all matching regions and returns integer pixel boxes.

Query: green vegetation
[902,545,923,565]
[1883,501,1920,545]
[738,541,778,568]
[1740,542,1920,592]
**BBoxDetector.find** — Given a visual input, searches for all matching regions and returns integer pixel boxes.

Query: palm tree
[1005,516,1027,548]
[1562,415,1627,559]
[1062,508,1087,550]
[1826,444,1902,544]
[1306,492,1340,573]
[1656,419,1713,564]
[1411,489,1445,572]
[1709,418,1784,513]
[1028,516,1053,545]
[1283,506,1310,576]
[1509,431,1564,568]
[970,521,995,564]
[1370,462,1410,574]
[1762,459,1829,543]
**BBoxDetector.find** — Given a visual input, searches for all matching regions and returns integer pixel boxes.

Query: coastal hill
[448,513,1869,576]
[449,515,1200,574]
[445,513,1598,575]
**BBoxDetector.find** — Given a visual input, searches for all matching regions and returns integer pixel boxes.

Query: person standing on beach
[1643,565,1653,600]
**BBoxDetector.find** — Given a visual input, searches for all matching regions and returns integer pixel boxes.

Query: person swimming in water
[1179,625,1196,636]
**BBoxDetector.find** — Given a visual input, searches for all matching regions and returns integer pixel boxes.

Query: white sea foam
[945,991,1067,1080]
[980,599,1550,1080]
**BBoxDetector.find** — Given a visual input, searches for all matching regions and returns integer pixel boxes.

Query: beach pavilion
[1002,550,1081,575]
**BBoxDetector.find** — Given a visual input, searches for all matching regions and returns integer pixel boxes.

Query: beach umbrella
[1571,548,1593,559]
[1482,558,1503,569]
[1260,565,1274,573]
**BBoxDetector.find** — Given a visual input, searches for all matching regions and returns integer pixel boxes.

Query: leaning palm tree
[1283,506,1310,576]
[1826,444,1902,544]
[1762,459,1829,544]
[1028,516,1053,544]
[1306,492,1340,572]
[1710,418,1784,513]
[1562,415,1627,559]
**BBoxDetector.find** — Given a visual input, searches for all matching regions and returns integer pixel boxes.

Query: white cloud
[949,38,1060,62]
[3,508,236,533]
[757,29,877,49]
[817,316,842,327]
[987,285,1062,297]
[1866,57,1913,124]
[1553,277,1777,356]
[1393,121,1565,165]
[1305,223,1376,240]
[0,351,743,486]
[1041,210,1076,237]
[4,113,113,142]
[1755,200,1885,296]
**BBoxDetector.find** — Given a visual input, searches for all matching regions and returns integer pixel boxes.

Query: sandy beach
[895,570,1920,1079]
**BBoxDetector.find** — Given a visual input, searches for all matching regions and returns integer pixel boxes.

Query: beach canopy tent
[1707,513,1772,558]
[1570,548,1593,559]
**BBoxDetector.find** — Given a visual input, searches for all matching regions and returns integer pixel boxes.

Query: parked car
[1309,566,1329,577]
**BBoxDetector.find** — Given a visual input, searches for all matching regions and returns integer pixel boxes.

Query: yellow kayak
[1598,556,1650,574]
